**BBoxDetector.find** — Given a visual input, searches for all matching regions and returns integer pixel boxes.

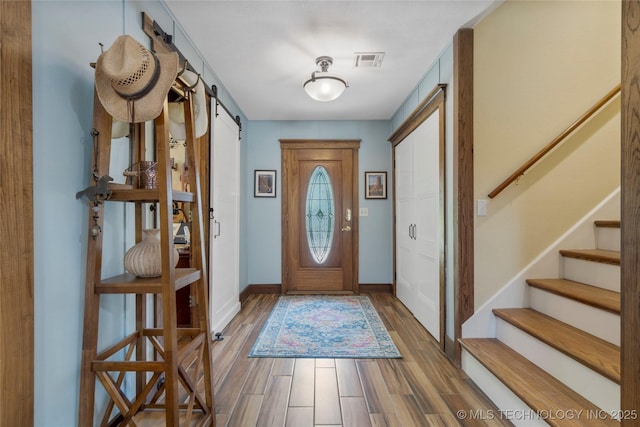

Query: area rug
[249,295,402,358]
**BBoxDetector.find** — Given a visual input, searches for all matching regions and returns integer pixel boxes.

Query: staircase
[460,220,621,426]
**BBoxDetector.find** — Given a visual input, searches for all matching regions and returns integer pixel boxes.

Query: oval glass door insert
[305,166,335,264]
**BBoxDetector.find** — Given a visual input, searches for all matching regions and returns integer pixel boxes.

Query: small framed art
[364,171,387,199]
[254,170,277,198]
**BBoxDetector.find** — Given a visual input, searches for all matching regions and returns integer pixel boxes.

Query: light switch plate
[359,208,369,217]
[477,199,488,216]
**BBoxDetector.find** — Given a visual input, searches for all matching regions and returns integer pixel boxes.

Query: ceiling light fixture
[303,56,348,102]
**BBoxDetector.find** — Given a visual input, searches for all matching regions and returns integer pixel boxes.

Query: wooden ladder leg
[131,122,148,399]
[78,90,115,426]
[183,93,216,420]
[154,99,181,425]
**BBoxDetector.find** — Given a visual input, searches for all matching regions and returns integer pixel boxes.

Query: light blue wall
[246,120,394,287]
[31,0,432,423]
[32,1,245,425]
[33,3,137,424]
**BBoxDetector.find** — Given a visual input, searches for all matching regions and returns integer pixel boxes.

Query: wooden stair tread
[594,220,620,228]
[526,278,620,314]
[559,249,620,265]
[459,338,619,427]
[493,308,620,383]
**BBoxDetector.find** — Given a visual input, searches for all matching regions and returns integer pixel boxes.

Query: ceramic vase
[124,228,179,277]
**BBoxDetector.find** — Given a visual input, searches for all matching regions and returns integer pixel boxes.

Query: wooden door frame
[389,85,447,349]
[280,139,360,294]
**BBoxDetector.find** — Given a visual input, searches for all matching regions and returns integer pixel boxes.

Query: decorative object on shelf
[168,69,208,140]
[75,175,113,203]
[254,170,277,197]
[123,161,158,189]
[94,35,179,123]
[303,56,348,102]
[123,228,179,277]
[365,171,387,199]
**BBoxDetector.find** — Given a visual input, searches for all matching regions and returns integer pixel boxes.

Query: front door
[281,140,360,293]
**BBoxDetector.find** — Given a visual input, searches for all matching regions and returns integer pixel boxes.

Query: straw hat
[95,35,178,123]
[168,70,208,140]
[111,119,129,139]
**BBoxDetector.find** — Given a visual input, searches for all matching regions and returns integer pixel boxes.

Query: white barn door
[209,108,241,335]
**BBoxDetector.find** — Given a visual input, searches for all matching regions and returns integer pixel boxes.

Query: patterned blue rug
[249,295,402,358]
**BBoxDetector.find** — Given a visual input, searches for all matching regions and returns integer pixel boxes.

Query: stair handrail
[488,84,621,199]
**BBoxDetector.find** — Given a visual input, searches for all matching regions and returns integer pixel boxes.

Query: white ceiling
[164,0,497,121]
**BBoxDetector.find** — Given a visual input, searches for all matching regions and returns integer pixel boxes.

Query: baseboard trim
[359,283,393,294]
[240,283,393,303]
[444,334,457,365]
[240,284,281,303]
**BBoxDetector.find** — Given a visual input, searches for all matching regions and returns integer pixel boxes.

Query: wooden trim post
[621,2,640,422]
[0,1,34,425]
[452,28,474,365]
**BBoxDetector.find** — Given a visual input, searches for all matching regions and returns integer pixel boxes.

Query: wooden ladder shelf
[78,76,215,426]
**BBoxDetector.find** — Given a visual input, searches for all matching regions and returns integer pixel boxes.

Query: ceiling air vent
[354,52,385,68]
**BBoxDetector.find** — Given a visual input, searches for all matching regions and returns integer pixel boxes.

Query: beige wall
[473,0,621,306]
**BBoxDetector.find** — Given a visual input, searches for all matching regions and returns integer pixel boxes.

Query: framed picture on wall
[365,171,387,199]
[254,170,277,197]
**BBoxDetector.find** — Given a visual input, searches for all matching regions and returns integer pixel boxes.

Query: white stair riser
[562,257,619,292]
[461,351,548,427]
[596,227,620,252]
[529,288,620,345]
[495,318,620,413]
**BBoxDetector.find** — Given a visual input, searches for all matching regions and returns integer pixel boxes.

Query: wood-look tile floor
[210,293,512,427]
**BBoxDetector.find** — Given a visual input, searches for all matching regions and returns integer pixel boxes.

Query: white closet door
[209,109,241,334]
[411,109,441,342]
[395,134,415,313]
[394,109,442,343]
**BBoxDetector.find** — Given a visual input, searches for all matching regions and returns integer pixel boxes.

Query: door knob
[341,225,352,232]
